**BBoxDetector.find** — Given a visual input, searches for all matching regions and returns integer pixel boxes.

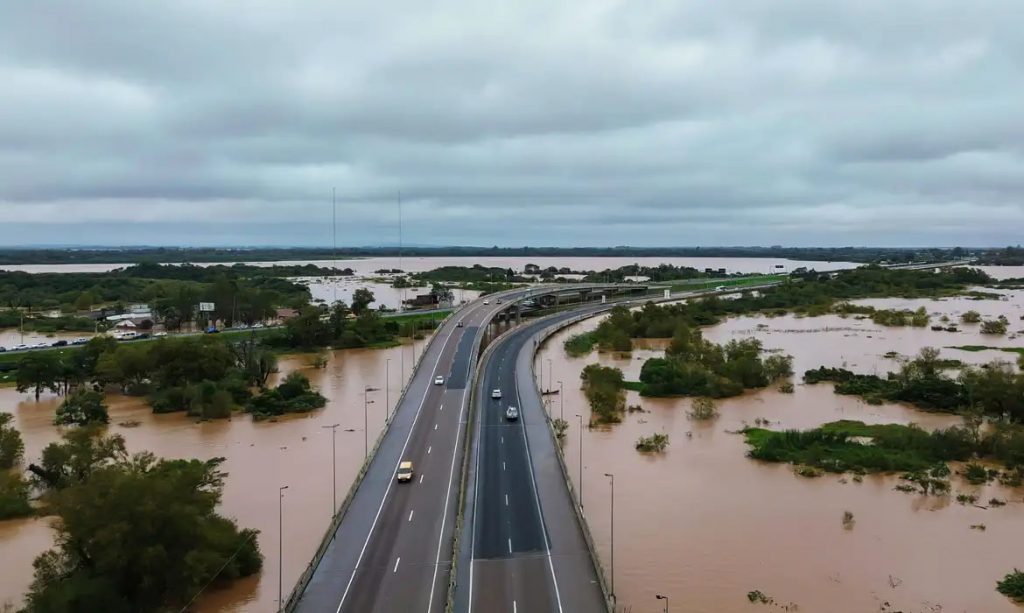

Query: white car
[505,405,519,421]
[491,389,502,399]
[483,300,490,305]
[434,375,445,386]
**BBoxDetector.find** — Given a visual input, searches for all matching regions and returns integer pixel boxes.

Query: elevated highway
[288,284,648,612]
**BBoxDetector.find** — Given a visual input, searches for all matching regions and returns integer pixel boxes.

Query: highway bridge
[288,284,649,613]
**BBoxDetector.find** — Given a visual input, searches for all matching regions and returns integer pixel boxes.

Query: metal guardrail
[282,305,464,612]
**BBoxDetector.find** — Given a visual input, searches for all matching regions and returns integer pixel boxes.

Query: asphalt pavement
[295,292,528,613]
[456,307,609,613]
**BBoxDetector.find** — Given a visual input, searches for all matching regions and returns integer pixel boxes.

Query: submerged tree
[22,429,261,613]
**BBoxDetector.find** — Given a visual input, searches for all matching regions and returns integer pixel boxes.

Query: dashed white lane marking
[408,510,414,522]
[505,494,509,506]
[434,423,438,430]
[419,474,424,484]
[508,538,512,553]
[428,446,432,454]
[393,557,401,573]
[503,461,506,471]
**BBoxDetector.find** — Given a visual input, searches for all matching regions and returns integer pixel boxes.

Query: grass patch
[622,380,644,392]
[947,345,1024,356]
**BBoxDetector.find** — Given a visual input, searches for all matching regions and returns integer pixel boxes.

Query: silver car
[505,405,519,421]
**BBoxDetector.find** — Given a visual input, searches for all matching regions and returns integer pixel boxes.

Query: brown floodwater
[1,256,860,276]
[0,335,431,611]
[535,288,1024,613]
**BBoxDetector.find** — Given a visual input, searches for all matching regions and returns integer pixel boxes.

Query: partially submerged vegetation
[580,364,626,425]
[804,347,1024,419]
[635,433,670,452]
[248,372,327,419]
[744,420,975,474]
[998,569,1024,603]
[744,418,1024,482]
[21,427,262,612]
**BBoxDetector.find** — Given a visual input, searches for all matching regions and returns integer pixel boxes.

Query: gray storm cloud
[0,0,1022,246]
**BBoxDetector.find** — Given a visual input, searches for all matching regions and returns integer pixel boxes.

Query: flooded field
[536,288,1024,613]
[0,336,431,611]
[0,256,859,276]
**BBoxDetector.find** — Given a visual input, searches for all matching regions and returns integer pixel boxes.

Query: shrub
[248,372,327,419]
[687,397,719,420]
[635,433,669,452]
[54,389,109,426]
[962,310,982,323]
[997,569,1024,602]
[981,319,1008,335]
[552,418,568,440]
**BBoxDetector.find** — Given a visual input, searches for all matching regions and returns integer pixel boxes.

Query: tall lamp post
[604,472,615,603]
[363,386,377,460]
[546,359,552,394]
[576,414,584,510]
[321,424,340,512]
[278,485,289,612]
[656,594,669,612]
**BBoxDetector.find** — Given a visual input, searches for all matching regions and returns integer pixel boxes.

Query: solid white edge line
[334,310,466,613]
[513,335,565,613]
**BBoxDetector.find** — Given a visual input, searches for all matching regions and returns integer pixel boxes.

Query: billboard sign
[199,302,215,312]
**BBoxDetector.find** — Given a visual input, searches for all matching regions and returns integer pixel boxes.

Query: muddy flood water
[0,335,432,611]
[536,287,1024,613]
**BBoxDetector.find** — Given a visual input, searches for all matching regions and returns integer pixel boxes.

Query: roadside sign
[199,302,215,312]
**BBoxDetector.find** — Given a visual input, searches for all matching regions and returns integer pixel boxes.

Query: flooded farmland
[0,336,431,612]
[536,287,1024,613]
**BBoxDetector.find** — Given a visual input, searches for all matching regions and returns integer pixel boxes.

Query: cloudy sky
[1,1,1022,247]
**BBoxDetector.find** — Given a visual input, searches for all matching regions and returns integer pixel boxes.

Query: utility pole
[332,187,338,305]
[604,472,615,603]
[321,424,340,512]
[576,414,584,511]
[278,485,289,612]
[363,386,377,460]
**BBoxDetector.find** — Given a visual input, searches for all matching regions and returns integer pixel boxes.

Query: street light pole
[576,414,584,510]
[656,594,669,612]
[321,424,339,512]
[363,386,379,460]
[604,472,615,602]
[558,380,564,421]
[278,485,289,612]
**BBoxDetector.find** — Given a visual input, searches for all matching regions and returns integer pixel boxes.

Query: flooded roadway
[535,287,1024,613]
